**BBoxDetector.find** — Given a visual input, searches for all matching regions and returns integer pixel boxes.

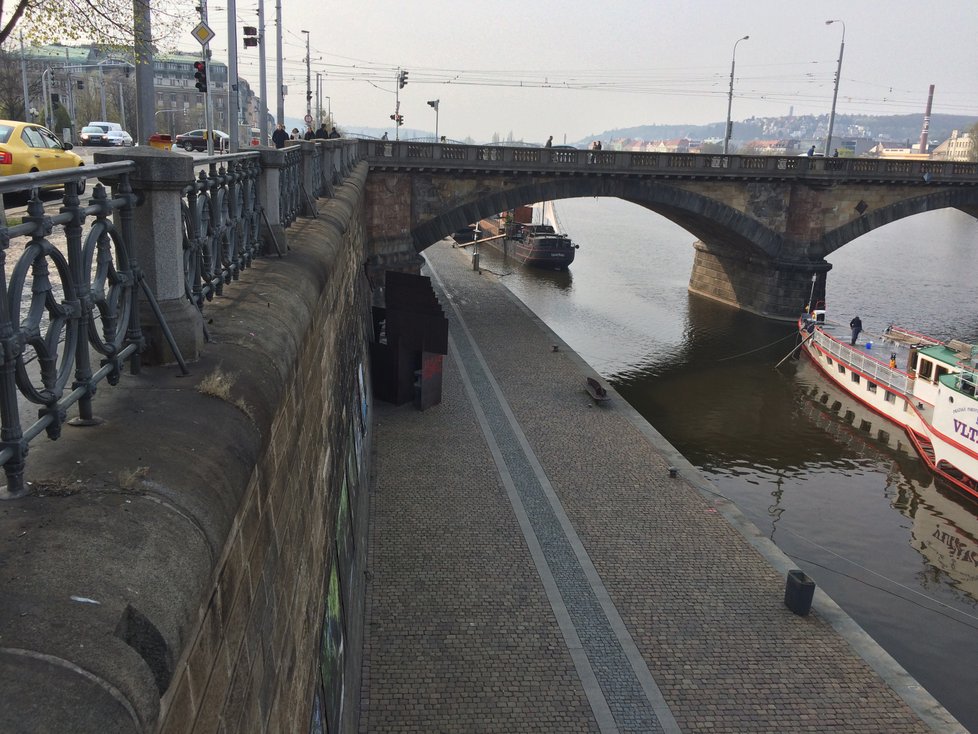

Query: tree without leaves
[1,0,190,49]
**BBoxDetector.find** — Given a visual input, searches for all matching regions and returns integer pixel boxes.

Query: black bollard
[784,569,816,616]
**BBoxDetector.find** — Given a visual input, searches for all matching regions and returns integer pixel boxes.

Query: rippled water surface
[472,197,978,731]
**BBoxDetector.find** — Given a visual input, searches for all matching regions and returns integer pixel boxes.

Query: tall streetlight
[301,30,312,123]
[427,99,439,141]
[723,35,749,155]
[825,19,845,156]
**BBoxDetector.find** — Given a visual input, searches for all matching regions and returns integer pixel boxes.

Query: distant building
[21,43,255,141]
[931,130,975,161]
[865,141,930,160]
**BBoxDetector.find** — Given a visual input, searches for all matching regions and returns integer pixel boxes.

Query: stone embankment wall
[0,164,373,733]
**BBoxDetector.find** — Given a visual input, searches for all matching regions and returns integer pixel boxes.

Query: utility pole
[301,30,311,121]
[199,0,215,155]
[99,65,107,121]
[227,0,239,151]
[257,0,268,146]
[315,71,321,125]
[133,0,156,145]
[118,82,127,130]
[275,0,283,125]
[19,30,29,121]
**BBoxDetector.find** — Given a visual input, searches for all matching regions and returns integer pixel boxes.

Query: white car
[105,130,134,147]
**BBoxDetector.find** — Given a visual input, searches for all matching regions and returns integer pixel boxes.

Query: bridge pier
[688,240,830,321]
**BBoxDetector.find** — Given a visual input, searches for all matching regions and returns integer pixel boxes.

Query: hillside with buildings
[597,113,977,148]
[590,113,977,159]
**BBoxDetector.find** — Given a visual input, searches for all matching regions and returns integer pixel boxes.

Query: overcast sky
[203,0,978,142]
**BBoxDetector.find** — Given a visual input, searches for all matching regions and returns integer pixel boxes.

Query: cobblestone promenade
[359,240,962,733]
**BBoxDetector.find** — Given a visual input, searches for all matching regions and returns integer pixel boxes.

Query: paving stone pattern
[360,240,936,733]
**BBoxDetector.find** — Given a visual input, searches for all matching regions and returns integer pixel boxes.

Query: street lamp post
[825,19,845,157]
[723,35,749,156]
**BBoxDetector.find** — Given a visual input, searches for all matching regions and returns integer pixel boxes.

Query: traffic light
[243,26,258,47]
[398,70,408,89]
[76,80,84,90]
[390,114,396,121]
[395,114,403,126]
[194,60,207,92]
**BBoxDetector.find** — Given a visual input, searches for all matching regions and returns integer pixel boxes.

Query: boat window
[826,357,833,365]
[867,382,877,393]
[918,359,934,380]
[851,372,860,384]
[837,364,846,375]
[935,365,950,383]
[884,391,896,403]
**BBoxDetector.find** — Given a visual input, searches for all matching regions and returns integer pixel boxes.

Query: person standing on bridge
[272,124,288,149]
[807,145,816,156]
[849,315,863,346]
[545,135,553,148]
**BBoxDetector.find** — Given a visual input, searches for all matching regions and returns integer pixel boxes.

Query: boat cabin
[912,341,978,404]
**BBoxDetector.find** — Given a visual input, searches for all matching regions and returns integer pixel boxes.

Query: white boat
[798,309,978,499]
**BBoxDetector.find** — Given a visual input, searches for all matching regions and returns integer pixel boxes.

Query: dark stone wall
[0,164,373,734]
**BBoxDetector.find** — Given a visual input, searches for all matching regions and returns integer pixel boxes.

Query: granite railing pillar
[94,147,204,364]
[258,147,287,253]
[299,140,317,216]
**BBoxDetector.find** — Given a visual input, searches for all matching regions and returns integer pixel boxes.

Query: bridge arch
[820,188,978,258]
[410,177,780,262]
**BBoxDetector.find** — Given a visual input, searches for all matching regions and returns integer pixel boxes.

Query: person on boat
[849,315,863,346]
[890,353,898,369]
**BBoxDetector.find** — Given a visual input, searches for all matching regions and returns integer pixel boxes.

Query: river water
[469,198,978,732]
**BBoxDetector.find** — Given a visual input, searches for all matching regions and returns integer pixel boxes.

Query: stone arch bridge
[361,140,978,320]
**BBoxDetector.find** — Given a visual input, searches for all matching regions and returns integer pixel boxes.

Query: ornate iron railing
[280,147,301,229]
[0,163,143,497]
[183,153,264,315]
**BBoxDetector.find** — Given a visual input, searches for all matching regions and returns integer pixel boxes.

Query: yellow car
[0,120,84,176]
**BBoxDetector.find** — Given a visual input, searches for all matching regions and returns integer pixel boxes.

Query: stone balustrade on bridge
[361,139,978,183]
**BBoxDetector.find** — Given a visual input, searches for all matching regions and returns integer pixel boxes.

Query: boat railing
[811,327,912,394]
[943,367,978,399]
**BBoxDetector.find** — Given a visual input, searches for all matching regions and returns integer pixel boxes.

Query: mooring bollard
[784,569,816,616]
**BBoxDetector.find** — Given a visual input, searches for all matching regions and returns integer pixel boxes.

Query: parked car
[0,119,84,176]
[79,125,112,146]
[175,128,229,152]
[105,129,134,147]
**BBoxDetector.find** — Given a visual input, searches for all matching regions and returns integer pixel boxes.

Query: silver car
[105,130,134,147]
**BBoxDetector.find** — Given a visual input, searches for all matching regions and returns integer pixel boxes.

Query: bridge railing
[360,140,978,182]
[0,163,143,498]
[0,139,362,498]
